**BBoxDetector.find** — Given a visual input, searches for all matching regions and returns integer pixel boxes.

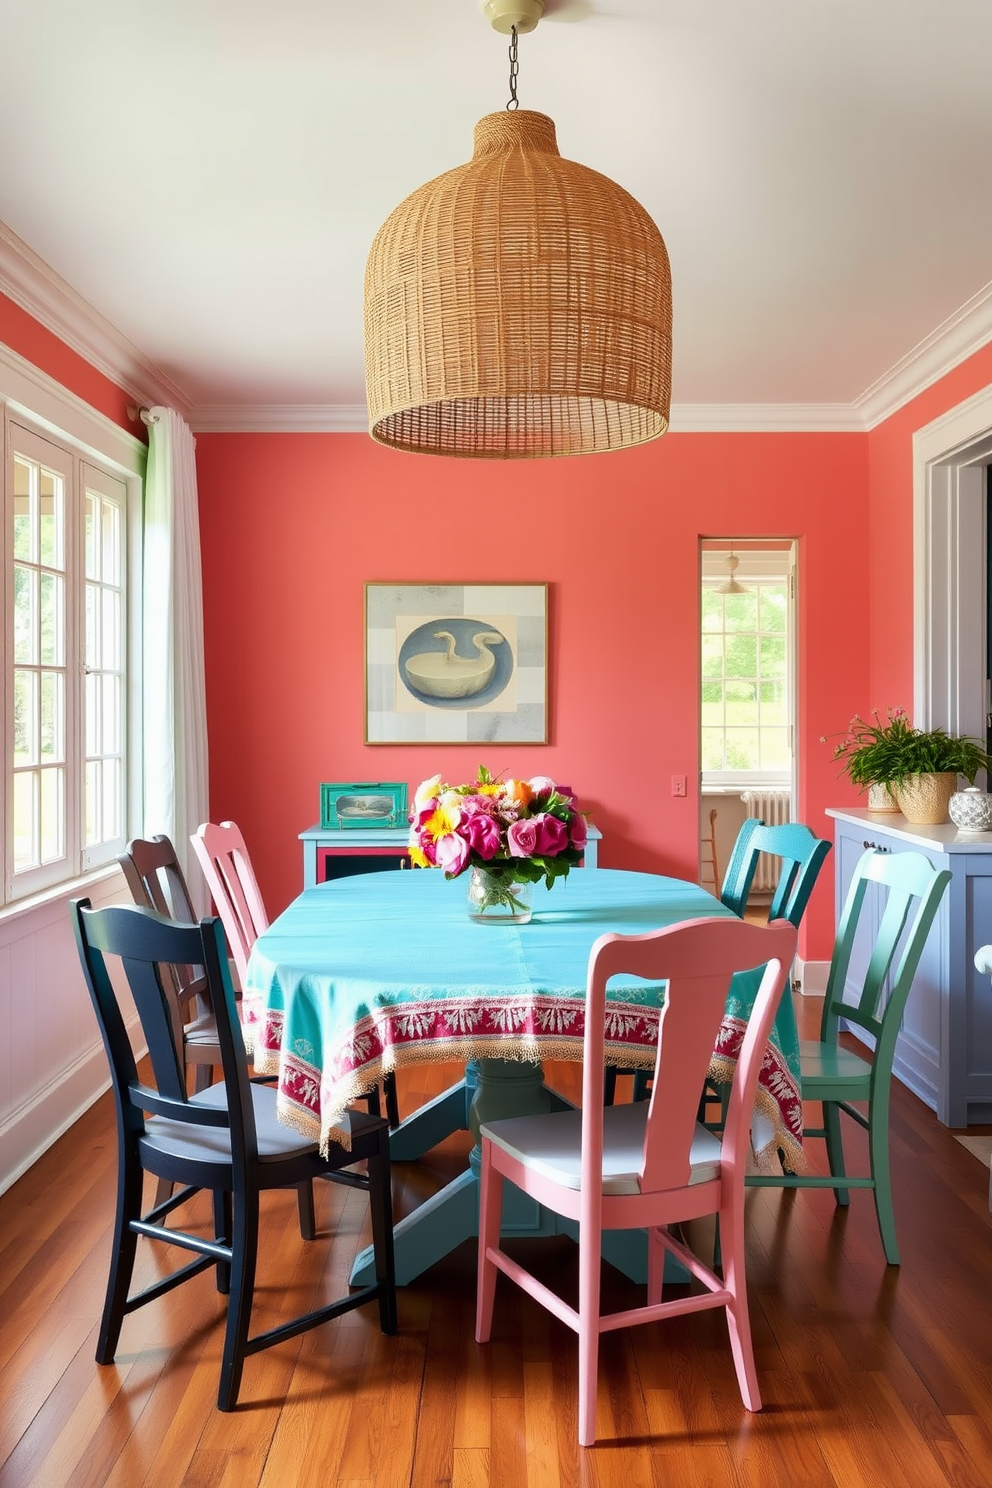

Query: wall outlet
[671,775,686,797]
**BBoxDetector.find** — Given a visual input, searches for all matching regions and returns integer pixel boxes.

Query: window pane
[40,767,64,863]
[85,582,99,668]
[701,592,724,632]
[39,572,63,666]
[13,565,36,664]
[13,772,38,871]
[723,593,757,632]
[760,678,787,722]
[725,729,759,770]
[39,469,63,568]
[102,673,121,754]
[101,588,120,670]
[701,728,726,771]
[760,728,791,770]
[102,500,120,580]
[101,758,120,841]
[725,635,757,678]
[760,586,787,631]
[759,635,786,675]
[13,670,37,765]
[85,493,98,580]
[13,458,34,561]
[701,635,724,678]
[85,671,99,755]
[40,671,63,762]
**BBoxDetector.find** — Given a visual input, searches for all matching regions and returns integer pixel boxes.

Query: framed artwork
[365,583,548,745]
[319,781,408,830]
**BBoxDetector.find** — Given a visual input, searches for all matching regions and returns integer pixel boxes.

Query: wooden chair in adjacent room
[190,819,401,1128]
[746,846,952,1264]
[71,898,396,1410]
[475,915,798,1446]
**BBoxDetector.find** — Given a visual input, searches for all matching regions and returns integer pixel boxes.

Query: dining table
[242,866,803,1286]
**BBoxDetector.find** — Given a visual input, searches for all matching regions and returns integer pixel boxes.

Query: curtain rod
[126,403,160,426]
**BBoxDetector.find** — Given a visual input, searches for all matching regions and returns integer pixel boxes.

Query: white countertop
[826,806,992,854]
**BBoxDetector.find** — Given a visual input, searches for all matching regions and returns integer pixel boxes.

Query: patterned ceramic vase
[948,786,992,833]
[893,771,958,825]
[466,866,534,924]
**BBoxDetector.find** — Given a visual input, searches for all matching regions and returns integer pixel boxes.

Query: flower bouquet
[408,766,588,922]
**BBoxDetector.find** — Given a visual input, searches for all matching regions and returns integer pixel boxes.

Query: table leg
[350,1057,665,1287]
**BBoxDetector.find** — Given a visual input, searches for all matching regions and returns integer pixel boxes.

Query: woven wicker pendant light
[363,8,672,459]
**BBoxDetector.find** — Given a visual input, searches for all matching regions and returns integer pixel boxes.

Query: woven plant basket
[867,782,900,813]
[364,110,672,459]
[893,772,958,825]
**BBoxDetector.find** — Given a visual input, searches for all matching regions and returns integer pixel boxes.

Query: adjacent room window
[5,421,128,902]
[700,541,796,788]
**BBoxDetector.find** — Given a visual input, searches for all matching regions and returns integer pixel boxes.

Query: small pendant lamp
[717,546,749,595]
[363,1,673,459]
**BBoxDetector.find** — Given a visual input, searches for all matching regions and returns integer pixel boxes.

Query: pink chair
[475,914,798,1447]
[190,820,400,1127]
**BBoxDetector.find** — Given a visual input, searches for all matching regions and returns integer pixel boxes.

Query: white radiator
[739,789,792,891]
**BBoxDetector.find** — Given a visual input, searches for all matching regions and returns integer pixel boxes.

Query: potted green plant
[824,708,992,824]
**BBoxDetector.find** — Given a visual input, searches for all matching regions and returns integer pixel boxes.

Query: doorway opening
[699,538,798,895]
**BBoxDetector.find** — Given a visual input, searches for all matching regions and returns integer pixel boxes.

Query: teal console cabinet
[827,807,992,1127]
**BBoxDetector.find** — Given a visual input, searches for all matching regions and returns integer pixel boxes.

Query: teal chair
[747,847,952,1265]
[719,820,833,925]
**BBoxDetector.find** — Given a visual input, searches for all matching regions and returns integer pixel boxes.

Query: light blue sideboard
[827,807,992,1127]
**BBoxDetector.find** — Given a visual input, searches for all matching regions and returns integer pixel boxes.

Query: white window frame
[0,344,145,910]
[700,541,797,792]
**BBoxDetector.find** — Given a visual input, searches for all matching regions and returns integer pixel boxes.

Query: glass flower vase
[466,866,533,924]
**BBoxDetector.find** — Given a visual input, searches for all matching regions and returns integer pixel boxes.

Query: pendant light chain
[506,25,520,110]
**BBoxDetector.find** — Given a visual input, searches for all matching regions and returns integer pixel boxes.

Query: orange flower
[502,778,534,809]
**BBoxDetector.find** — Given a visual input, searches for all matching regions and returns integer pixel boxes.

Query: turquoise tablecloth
[243,867,802,1167]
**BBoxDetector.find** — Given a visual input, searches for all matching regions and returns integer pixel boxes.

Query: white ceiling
[2,0,992,429]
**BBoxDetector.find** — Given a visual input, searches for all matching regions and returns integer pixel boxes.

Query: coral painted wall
[194,429,870,959]
[0,291,136,431]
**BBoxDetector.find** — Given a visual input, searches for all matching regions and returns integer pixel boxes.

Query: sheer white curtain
[142,407,210,913]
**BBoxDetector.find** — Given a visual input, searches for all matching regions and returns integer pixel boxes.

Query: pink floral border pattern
[243,992,802,1162]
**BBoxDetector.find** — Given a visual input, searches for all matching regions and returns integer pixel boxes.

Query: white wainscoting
[0,866,139,1195]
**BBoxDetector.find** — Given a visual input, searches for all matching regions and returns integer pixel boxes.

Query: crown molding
[187,403,369,434]
[0,223,191,416]
[856,280,992,430]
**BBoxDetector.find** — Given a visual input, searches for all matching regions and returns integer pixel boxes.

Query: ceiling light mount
[484,0,544,36]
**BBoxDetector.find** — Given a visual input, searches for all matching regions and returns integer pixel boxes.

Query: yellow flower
[424,800,461,842]
[408,841,431,869]
[413,774,444,814]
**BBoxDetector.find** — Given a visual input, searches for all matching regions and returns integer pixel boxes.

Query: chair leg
[823,1101,850,1206]
[717,1192,761,1413]
[475,1141,503,1344]
[97,1143,144,1363]
[296,1181,317,1242]
[576,1220,603,1447]
[867,1106,899,1265]
[218,1187,260,1412]
[367,1136,398,1335]
[647,1226,665,1305]
[213,1190,232,1294]
[603,1067,618,1106]
[383,1070,400,1129]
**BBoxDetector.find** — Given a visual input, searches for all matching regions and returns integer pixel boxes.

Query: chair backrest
[189,821,269,990]
[721,821,831,927]
[117,833,207,1041]
[579,916,798,1196]
[71,898,258,1159]
[822,848,952,1066]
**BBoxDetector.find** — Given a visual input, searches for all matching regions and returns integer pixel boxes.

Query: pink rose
[531,813,569,856]
[528,775,557,796]
[436,832,469,876]
[460,811,501,859]
[569,812,588,850]
[506,817,540,857]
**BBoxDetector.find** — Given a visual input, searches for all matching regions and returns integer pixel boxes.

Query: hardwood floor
[3,1000,992,1487]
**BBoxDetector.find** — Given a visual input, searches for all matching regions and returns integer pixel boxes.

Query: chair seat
[142,1082,369,1167]
[481,1101,724,1195]
[799,1038,872,1093]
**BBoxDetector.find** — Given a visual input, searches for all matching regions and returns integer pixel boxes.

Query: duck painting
[403,630,506,699]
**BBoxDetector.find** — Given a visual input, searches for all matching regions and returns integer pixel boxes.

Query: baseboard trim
[796,956,829,995]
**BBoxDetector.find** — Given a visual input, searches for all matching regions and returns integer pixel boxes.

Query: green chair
[746,847,952,1265]
[719,820,832,925]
